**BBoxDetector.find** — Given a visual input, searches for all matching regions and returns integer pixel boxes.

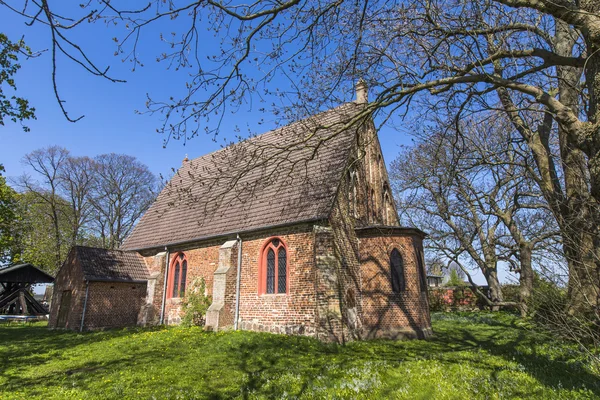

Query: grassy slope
[0,313,598,399]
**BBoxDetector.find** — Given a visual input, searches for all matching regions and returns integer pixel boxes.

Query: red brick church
[49,84,432,342]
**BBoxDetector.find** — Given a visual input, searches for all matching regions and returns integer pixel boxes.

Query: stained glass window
[168,253,188,299]
[262,238,288,294]
[180,260,187,296]
[172,261,180,298]
[277,248,287,293]
[267,248,276,294]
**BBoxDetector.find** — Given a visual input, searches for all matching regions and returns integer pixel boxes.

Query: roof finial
[355,79,368,104]
[183,154,189,162]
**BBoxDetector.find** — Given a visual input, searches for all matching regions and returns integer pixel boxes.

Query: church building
[49,83,432,342]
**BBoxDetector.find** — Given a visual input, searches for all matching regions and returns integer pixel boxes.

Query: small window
[168,252,188,298]
[260,238,288,294]
[390,248,405,293]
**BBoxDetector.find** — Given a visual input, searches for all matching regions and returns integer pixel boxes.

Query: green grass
[0,313,598,399]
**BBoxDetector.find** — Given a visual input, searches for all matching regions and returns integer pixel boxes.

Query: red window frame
[258,237,289,295]
[167,252,188,299]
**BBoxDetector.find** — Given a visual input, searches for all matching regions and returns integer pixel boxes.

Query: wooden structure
[0,263,54,315]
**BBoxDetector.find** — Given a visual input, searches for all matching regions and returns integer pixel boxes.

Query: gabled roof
[0,263,54,284]
[73,246,149,282]
[121,102,365,250]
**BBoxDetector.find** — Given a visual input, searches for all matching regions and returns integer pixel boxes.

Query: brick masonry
[48,250,86,330]
[357,231,432,339]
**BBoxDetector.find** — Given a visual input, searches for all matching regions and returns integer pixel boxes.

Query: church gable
[341,118,400,228]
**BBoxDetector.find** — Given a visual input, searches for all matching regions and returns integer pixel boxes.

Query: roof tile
[121,102,364,250]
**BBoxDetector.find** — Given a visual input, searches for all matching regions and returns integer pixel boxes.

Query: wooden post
[19,290,28,315]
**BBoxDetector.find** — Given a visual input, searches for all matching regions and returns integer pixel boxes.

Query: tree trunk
[582,1,600,313]
[484,266,503,311]
[518,244,534,317]
[556,19,600,312]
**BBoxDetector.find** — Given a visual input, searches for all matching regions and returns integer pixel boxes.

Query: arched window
[260,238,288,294]
[390,248,405,293]
[168,252,188,299]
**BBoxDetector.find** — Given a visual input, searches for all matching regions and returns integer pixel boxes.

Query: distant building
[427,274,444,288]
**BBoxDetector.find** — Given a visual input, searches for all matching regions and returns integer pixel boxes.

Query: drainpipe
[160,247,170,325]
[234,234,243,330]
[80,281,89,332]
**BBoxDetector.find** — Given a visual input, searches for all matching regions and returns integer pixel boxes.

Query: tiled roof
[74,246,149,282]
[0,263,54,283]
[121,102,364,250]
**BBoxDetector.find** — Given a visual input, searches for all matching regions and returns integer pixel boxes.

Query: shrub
[500,284,520,304]
[181,278,212,327]
[428,289,446,312]
[531,275,599,349]
[446,269,467,287]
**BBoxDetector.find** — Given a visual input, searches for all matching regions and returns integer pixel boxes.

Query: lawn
[0,313,598,399]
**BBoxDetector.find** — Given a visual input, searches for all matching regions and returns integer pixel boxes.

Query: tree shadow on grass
[1,317,598,398]
[353,314,600,396]
[0,325,165,383]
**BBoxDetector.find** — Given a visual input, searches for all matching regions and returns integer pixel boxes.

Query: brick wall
[142,223,319,335]
[49,250,148,331]
[351,121,399,227]
[83,281,147,330]
[357,231,432,339]
[48,249,86,330]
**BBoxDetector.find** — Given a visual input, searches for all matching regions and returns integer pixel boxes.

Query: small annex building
[48,246,149,331]
[49,84,432,341]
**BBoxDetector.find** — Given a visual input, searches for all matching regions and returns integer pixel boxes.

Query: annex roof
[73,246,149,282]
[0,263,54,284]
[121,102,365,250]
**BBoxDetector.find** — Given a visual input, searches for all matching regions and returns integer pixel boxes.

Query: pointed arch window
[390,248,405,293]
[167,252,188,299]
[259,238,288,294]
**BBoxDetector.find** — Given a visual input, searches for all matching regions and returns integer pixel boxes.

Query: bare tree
[17,146,70,271]
[455,115,560,315]
[58,156,95,247]
[90,153,158,249]
[391,128,509,308]
[391,114,559,313]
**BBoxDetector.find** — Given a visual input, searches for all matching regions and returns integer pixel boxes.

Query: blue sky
[0,8,411,182]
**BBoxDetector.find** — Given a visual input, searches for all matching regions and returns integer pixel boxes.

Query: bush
[181,278,212,327]
[500,283,520,304]
[530,275,599,348]
[428,289,446,312]
[446,269,467,287]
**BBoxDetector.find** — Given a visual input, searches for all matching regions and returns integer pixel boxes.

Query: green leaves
[0,33,36,131]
